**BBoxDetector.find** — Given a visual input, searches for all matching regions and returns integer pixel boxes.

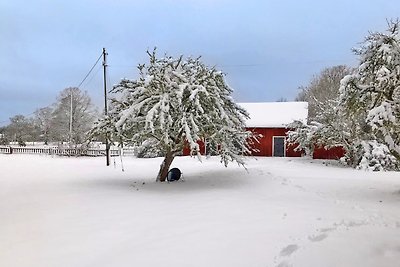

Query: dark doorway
[273,136,285,157]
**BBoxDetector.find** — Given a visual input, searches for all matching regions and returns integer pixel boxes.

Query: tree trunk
[156,152,175,182]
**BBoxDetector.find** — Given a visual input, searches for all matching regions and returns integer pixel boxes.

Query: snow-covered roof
[238,102,308,128]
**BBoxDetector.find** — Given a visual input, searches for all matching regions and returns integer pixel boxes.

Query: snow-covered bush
[286,120,313,155]
[92,49,255,181]
[356,141,398,171]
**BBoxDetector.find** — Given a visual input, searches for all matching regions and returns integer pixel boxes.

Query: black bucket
[167,168,182,182]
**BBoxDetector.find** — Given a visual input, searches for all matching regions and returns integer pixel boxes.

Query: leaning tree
[93,50,254,182]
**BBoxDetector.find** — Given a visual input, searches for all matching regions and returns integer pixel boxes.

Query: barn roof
[238,102,308,128]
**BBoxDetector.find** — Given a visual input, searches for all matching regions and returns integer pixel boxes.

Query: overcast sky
[1,0,399,125]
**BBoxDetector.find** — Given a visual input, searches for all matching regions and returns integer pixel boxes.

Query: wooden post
[103,48,110,166]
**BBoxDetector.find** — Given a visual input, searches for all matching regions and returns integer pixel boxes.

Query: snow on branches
[355,140,398,171]
[340,19,400,166]
[92,49,254,181]
[289,20,400,171]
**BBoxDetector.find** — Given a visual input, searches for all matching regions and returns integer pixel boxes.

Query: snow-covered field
[1,155,399,267]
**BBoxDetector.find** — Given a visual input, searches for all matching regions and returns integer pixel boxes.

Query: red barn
[183,102,309,157]
[239,102,308,157]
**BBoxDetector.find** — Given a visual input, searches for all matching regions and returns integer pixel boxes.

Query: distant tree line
[0,87,98,146]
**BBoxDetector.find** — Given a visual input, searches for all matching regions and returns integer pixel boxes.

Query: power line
[77,53,103,88]
[1,52,104,126]
[108,65,137,68]
[81,64,103,89]
[219,63,268,67]
[108,58,350,70]
[219,59,351,68]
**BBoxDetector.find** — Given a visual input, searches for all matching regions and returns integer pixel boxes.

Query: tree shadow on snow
[140,169,251,194]
[70,168,251,194]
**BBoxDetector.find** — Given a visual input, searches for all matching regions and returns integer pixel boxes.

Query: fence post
[9,146,13,154]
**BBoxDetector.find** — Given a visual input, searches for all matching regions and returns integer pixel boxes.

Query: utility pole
[103,48,110,166]
[69,88,73,145]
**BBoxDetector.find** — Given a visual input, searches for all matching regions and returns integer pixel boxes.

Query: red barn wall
[182,140,206,156]
[246,127,302,157]
[286,143,303,157]
[182,127,303,157]
[313,146,345,160]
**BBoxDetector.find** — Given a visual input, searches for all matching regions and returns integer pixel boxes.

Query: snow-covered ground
[1,155,399,267]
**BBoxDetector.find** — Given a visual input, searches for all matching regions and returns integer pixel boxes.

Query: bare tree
[5,115,38,146]
[296,65,352,121]
[0,126,9,145]
[34,107,53,145]
[52,87,98,145]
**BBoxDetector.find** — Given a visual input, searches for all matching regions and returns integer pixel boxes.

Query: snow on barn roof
[238,102,308,128]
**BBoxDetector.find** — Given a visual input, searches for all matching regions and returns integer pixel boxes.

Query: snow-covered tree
[289,20,400,171]
[340,19,400,166]
[287,98,363,165]
[92,50,254,182]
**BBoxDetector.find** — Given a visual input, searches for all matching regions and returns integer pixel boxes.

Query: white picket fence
[0,147,10,154]
[0,146,136,157]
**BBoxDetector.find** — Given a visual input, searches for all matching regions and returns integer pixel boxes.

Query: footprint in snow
[319,227,335,233]
[279,244,299,257]
[255,169,264,176]
[308,233,328,242]
[294,185,306,191]
[281,178,290,186]
[276,260,292,267]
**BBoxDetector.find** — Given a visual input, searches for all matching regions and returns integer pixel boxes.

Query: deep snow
[0,155,399,267]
